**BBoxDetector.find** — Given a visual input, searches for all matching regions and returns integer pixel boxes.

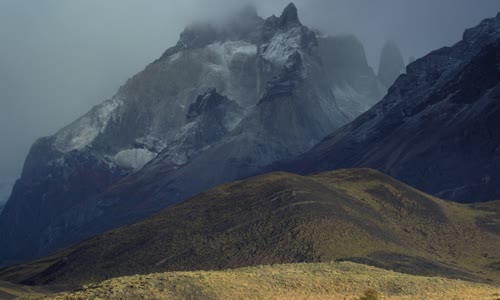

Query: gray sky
[0,0,499,189]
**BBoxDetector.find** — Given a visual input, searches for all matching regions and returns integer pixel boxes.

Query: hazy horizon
[0,0,499,204]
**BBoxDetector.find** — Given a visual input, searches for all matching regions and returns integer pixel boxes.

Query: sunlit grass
[25,261,500,300]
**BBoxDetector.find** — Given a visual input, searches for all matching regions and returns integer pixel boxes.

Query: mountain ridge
[275,12,500,203]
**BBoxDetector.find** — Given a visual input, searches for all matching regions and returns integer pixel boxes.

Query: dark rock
[279,3,301,28]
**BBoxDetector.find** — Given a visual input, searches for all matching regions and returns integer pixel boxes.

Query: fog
[0,0,499,201]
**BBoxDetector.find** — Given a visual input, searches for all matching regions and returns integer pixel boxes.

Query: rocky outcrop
[155,89,244,169]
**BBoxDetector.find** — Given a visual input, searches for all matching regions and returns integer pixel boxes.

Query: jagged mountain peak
[261,6,316,67]
[317,34,385,118]
[279,2,301,27]
[378,40,405,88]
[159,6,264,60]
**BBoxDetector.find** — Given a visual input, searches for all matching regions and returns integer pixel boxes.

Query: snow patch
[261,27,303,66]
[207,41,258,66]
[112,148,157,170]
[168,52,182,63]
[55,98,122,152]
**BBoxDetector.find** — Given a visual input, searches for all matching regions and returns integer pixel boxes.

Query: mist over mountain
[378,41,406,89]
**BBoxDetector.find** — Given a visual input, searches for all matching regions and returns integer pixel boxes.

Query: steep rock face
[0,3,354,265]
[47,4,349,249]
[0,146,127,262]
[318,35,386,118]
[153,88,244,169]
[280,13,500,203]
[378,41,406,89]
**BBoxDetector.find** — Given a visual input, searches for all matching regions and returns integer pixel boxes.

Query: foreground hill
[23,262,500,300]
[278,12,500,203]
[1,169,499,286]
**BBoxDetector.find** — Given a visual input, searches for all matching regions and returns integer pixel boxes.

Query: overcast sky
[0,0,499,192]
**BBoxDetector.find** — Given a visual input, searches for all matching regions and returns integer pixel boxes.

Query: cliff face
[280,13,500,204]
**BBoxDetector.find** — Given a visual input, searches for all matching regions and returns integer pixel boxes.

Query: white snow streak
[54,98,122,152]
[112,148,157,170]
[261,27,302,66]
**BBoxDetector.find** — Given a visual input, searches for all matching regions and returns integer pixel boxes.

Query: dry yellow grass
[24,262,500,300]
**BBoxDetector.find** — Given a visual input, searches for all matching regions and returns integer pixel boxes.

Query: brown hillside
[1,169,499,286]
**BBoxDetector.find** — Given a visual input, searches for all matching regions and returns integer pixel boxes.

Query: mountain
[0,3,384,265]
[279,12,500,203]
[318,34,386,118]
[378,40,406,89]
[1,169,499,286]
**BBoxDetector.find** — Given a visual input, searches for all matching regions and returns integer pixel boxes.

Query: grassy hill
[22,262,500,300]
[1,169,499,286]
